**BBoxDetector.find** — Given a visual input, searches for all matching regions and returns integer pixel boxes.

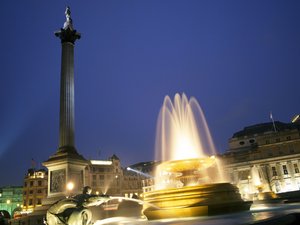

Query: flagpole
[270,111,277,132]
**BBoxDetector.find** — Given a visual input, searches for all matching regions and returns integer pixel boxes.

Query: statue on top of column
[63,6,73,30]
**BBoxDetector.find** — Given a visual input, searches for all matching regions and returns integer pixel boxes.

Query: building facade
[0,186,23,218]
[85,154,123,196]
[22,169,48,213]
[223,119,300,200]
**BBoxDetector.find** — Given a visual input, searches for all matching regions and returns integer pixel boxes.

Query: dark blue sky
[0,0,299,186]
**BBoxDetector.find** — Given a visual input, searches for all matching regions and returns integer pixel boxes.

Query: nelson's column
[43,7,88,203]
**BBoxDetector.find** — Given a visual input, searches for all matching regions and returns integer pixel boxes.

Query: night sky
[0,0,299,186]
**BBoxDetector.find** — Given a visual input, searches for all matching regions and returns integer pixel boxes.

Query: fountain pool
[143,93,251,220]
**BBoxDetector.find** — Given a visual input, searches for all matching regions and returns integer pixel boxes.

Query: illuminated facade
[86,154,123,196]
[223,118,300,200]
[86,155,148,197]
[0,186,23,217]
[22,169,48,213]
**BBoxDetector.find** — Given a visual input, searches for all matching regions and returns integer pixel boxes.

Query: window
[239,141,245,145]
[29,199,33,206]
[23,191,26,195]
[38,180,42,186]
[276,138,280,143]
[29,190,34,194]
[99,175,104,180]
[37,198,42,205]
[266,140,270,144]
[283,165,288,175]
[287,136,291,141]
[93,175,97,180]
[24,182,27,187]
[272,167,277,176]
[30,181,34,187]
[37,189,42,193]
[238,170,250,180]
[23,200,26,206]
[294,164,299,173]
[249,139,255,144]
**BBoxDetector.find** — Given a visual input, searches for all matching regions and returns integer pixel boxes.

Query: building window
[23,200,26,206]
[99,175,104,180]
[38,180,42,186]
[29,199,33,206]
[266,140,270,144]
[24,182,27,187]
[272,167,277,176]
[37,198,42,205]
[30,181,34,187]
[29,190,34,194]
[239,141,245,145]
[249,139,255,144]
[282,165,288,175]
[238,170,250,180]
[23,191,27,195]
[294,164,299,173]
[286,136,291,141]
[276,138,280,143]
[93,175,97,180]
[37,189,42,193]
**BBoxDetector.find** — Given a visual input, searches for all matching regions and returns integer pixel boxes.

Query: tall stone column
[55,6,80,153]
[43,7,87,203]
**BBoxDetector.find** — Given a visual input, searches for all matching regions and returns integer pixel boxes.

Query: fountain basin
[143,183,252,220]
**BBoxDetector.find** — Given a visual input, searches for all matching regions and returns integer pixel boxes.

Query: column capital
[55,28,81,44]
[55,6,81,44]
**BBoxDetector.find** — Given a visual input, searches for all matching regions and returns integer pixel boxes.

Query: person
[45,186,110,225]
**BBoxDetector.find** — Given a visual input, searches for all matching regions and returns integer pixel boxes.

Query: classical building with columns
[222,116,300,200]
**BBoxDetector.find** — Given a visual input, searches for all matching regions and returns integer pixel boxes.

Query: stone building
[0,186,23,218]
[85,154,123,196]
[223,117,300,200]
[22,169,48,213]
[85,155,150,198]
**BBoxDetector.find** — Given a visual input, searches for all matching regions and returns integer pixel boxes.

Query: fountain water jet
[143,93,252,220]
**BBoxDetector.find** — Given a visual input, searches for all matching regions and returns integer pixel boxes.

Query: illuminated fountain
[143,93,252,220]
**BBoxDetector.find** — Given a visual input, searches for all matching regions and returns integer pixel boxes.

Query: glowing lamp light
[66,182,74,191]
[6,199,11,204]
[127,167,131,171]
[95,191,99,195]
